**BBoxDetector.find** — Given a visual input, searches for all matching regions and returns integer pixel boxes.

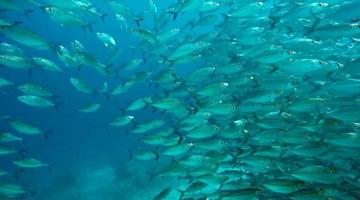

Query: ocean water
[0,0,359,200]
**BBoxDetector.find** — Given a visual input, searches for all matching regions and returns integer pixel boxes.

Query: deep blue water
[1,0,360,200]
[0,1,180,199]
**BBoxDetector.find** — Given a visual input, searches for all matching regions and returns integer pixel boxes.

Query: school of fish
[0,0,359,199]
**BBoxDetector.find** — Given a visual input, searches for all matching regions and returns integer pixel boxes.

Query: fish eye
[203,112,211,117]
[287,50,295,55]
[329,169,336,174]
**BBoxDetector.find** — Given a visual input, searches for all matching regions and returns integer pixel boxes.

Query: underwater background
[0,0,360,199]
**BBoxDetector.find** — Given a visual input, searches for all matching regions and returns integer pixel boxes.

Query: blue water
[1,0,360,200]
[0,1,180,199]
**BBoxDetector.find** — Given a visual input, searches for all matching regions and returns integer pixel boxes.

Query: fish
[18,95,56,108]
[110,115,134,127]
[17,83,54,97]
[0,24,51,50]
[0,77,13,89]
[0,132,22,143]
[132,149,159,161]
[70,77,96,94]
[13,158,49,168]
[31,57,63,73]
[0,54,33,70]
[96,32,117,50]
[130,28,157,43]
[8,119,44,136]
[132,120,164,134]
[263,179,305,194]
[43,6,94,30]
[0,182,26,198]
[77,103,101,113]
[110,80,135,96]
[162,142,194,156]
[0,43,24,56]
[327,132,360,148]
[0,146,16,155]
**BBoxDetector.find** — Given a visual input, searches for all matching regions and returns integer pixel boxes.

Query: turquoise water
[0,0,359,199]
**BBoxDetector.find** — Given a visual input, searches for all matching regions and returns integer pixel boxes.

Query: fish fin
[19,149,28,158]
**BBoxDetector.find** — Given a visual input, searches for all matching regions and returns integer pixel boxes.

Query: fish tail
[103,92,110,100]
[101,13,108,23]
[134,18,144,27]
[128,149,133,160]
[168,11,178,21]
[82,21,96,32]
[146,171,156,181]
[43,130,54,140]
[176,189,185,200]
[153,151,160,160]
[54,101,63,111]
[13,169,25,180]
[19,148,28,158]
